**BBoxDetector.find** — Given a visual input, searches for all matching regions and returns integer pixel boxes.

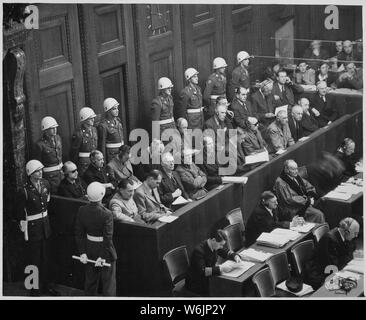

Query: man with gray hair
[274,159,325,223]
[251,79,276,128]
[288,105,304,142]
[266,110,294,154]
[298,97,319,136]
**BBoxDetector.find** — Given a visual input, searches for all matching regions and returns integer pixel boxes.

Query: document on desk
[271,228,301,241]
[221,176,248,184]
[239,248,273,263]
[256,232,290,248]
[220,260,255,278]
[336,183,363,195]
[337,270,361,280]
[276,281,314,297]
[158,215,178,223]
[290,222,315,233]
[274,105,288,116]
[323,191,352,201]
[343,259,364,274]
[245,151,269,164]
[172,196,190,206]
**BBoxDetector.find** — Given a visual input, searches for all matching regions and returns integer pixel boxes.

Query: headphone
[340,138,354,151]
[339,217,354,235]
[339,277,357,293]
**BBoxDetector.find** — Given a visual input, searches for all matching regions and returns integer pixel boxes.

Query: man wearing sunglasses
[58,161,87,199]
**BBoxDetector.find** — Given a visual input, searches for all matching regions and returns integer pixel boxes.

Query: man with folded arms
[251,79,275,129]
[133,169,171,223]
[185,229,241,296]
[241,117,268,155]
[274,159,325,223]
[266,110,294,154]
[245,191,305,246]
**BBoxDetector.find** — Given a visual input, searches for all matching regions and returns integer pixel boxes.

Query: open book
[256,232,290,248]
[290,222,315,233]
[245,150,269,165]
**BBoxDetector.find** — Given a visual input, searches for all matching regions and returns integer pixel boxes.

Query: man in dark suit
[185,229,241,296]
[309,81,339,127]
[241,117,267,155]
[245,191,304,246]
[272,69,304,107]
[230,86,254,129]
[288,105,304,142]
[58,161,87,199]
[158,152,189,208]
[251,79,276,128]
[75,182,117,296]
[298,97,319,136]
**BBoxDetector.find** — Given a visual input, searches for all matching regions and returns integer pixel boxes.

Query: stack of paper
[323,191,352,201]
[290,222,315,233]
[158,215,178,223]
[221,176,248,184]
[245,150,269,164]
[220,260,255,278]
[271,228,301,241]
[172,196,190,206]
[239,248,273,263]
[256,232,290,248]
[337,270,361,280]
[336,183,363,195]
[276,280,314,297]
[343,259,364,274]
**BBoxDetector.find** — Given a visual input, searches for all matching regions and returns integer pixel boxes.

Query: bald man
[288,105,304,142]
[298,97,319,136]
[266,110,294,154]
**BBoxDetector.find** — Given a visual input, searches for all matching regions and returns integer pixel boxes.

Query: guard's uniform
[75,202,117,296]
[98,117,124,164]
[34,135,63,193]
[70,125,98,176]
[228,65,250,101]
[203,73,227,118]
[151,94,177,134]
[17,178,52,292]
[179,84,204,130]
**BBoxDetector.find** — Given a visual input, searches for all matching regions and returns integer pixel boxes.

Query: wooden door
[181,5,224,89]
[78,4,138,137]
[24,4,85,160]
[135,4,184,129]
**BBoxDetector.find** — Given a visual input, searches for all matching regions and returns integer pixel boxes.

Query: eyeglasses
[253,122,259,126]
[70,169,78,173]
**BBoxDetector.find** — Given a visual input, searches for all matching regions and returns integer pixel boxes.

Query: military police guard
[70,107,98,176]
[34,116,63,193]
[98,98,124,164]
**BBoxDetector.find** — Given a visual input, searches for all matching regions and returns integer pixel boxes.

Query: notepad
[158,215,178,223]
[245,150,269,164]
[256,232,290,248]
[221,176,248,184]
[290,222,315,233]
[239,248,273,263]
[271,228,301,241]
[220,260,255,278]
[343,259,364,274]
[323,191,352,201]
[274,105,288,116]
[276,281,314,297]
[172,196,190,206]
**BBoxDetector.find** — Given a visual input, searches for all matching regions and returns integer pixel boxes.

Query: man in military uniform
[34,116,63,194]
[70,107,98,176]
[228,51,253,101]
[178,68,204,130]
[98,98,124,164]
[203,57,228,119]
[17,160,59,296]
[151,77,177,138]
[75,182,117,296]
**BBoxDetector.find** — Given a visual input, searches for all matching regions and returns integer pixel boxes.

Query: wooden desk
[209,226,316,297]
[311,274,364,298]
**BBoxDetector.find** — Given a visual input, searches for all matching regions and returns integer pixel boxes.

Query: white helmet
[213,57,227,69]
[26,160,44,176]
[79,107,96,122]
[157,77,173,90]
[87,182,106,202]
[184,68,199,81]
[237,51,251,64]
[103,97,119,113]
[41,116,58,131]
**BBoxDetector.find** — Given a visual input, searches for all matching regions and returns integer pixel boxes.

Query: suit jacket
[245,202,290,246]
[309,93,339,127]
[266,121,295,153]
[109,192,145,224]
[133,182,168,223]
[176,164,208,199]
[158,169,189,208]
[58,177,87,199]
[185,240,236,296]
[272,81,304,107]
[288,112,304,142]
[203,115,233,132]
[242,128,267,155]
[334,150,357,178]
[75,202,117,262]
[231,98,253,129]
[251,90,275,127]
[301,111,319,136]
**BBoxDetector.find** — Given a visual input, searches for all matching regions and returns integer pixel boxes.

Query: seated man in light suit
[274,159,325,223]
[266,110,295,154]
[133,169,171,223]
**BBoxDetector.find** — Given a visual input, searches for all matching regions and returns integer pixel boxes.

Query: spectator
[336,62,363,90]
[294,61,315,85]
[303,40,329,70]
[315,61,337,87]
[338,40,362,67]
[272,69,304,107]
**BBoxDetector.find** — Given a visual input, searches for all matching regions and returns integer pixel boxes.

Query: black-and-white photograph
[2,0,364,302]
